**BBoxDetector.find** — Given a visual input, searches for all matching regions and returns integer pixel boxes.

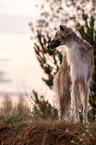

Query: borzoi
[47,25,94,124]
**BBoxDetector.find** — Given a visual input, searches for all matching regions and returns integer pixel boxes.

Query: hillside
[0,121,96,145]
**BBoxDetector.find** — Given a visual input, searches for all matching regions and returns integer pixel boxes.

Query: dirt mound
[0,122,96,145]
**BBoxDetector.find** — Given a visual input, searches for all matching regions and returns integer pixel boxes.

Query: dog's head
[47,25,78,49]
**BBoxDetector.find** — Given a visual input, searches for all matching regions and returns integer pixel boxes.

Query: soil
[0,123,96,145]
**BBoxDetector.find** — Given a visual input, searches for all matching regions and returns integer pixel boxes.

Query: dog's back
[54,55,71,119]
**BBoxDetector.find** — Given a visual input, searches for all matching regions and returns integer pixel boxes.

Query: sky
[0,0,44,34]
[0,0,55,104]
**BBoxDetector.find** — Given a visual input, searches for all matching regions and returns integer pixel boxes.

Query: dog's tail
[53,55,71,119]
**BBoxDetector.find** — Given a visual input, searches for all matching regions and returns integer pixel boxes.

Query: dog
[47,25,94,124]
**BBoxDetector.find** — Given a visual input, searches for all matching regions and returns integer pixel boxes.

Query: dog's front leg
[82,84,89,124]
[72,81,80,123]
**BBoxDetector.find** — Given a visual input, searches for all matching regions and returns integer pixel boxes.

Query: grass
[0,91,96,145]
[0,95,32,125]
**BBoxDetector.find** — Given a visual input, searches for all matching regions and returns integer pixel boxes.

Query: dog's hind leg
[82,83,89,124]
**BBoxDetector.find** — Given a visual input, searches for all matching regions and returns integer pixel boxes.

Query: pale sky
[0,0,44,34]
[0,0,55,104]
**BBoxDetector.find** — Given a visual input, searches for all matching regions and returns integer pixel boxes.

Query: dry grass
[0,95,32,125]
[0,93,96,145]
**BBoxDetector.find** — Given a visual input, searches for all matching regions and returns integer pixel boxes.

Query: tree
[29,0,96,119]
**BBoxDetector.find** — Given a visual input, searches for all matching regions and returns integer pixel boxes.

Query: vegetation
[0,95,31,125]
[0,92,58,125]
[0,94,96,145]
[27,90,58,120]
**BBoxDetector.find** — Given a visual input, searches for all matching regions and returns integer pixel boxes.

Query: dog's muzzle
[47,39,61,49]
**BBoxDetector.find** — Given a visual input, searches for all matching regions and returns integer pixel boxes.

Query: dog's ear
[60,25,65,31]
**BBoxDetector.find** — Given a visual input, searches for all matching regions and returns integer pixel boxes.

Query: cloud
[0,14,32,34]
[0,70,11,83]
[0,0,41,17]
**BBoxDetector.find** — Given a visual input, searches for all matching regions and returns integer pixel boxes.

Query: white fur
[65,42,88,83]
[61,41,92,123]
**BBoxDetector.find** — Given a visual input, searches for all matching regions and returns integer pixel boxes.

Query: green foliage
[34,31,62,87]
[28,90,58,120]
[29,0,96,118]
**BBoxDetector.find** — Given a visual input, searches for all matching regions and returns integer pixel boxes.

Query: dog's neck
[61,40,79,54]
[65,41,81,63]
[64,37,92,53]
[65,41,78,50]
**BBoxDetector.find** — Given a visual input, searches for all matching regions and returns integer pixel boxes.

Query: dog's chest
[66,47,88,82]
